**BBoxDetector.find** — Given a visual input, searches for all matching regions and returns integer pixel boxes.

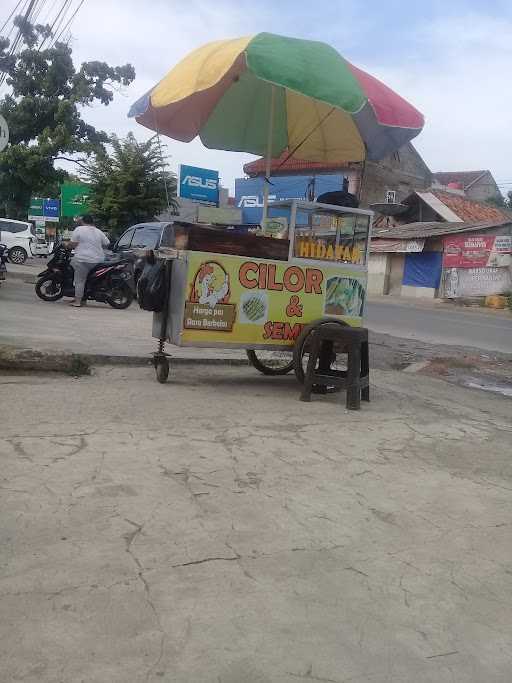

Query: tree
[0,17,135,218]
[486,190,512,210]
[83,133,178,235]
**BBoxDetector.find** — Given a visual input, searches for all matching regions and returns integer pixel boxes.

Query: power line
[0,0,37,85]
[40,0,60,25]
[37,0,70,51]
[32,0,49,23]
[0,0,25,36]
[46,0,72,47]
[52,0,83,46]
[2,0,30,40]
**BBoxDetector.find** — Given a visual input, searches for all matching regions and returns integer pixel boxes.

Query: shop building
[240,142,431,220]
[370,190,511,299]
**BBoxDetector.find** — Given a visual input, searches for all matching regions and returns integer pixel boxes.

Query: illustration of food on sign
[190,261,230,308]
[240,291,268,324]
[324,276,365,316]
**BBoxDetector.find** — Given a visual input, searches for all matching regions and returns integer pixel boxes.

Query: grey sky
[6,0,512,193]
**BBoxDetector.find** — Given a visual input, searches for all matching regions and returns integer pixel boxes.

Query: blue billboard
[43,199,60,220]
[179,164,219,205]
[235,174,346,223]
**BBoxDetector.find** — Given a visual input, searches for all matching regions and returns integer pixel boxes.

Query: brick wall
[465,173,501,203]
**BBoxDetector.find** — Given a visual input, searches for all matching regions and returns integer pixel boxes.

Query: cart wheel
[293,318,349,385]
[154,355,170,383]
[246,349,294,376]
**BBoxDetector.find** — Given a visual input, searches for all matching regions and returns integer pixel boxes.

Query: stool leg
[346,343,361,410]
[361,340,370,402]
[315,339,333,395]
[318,339,333,372]
[301,334,319,402]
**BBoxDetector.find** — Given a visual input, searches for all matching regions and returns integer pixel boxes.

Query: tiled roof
[429,190,509,222]
[372,190,510,228]
[432,170,488,189]
[372,218,511,240]
[243,152,356,176]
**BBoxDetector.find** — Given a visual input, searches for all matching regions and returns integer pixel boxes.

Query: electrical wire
[3,0,30,40]
[0,0,37,85]
[46,0,72,47]
[37,0,70,50]
[32,0,49,23]
[40,0,59,25]
[52,0,83,45]
[0,0,25,36]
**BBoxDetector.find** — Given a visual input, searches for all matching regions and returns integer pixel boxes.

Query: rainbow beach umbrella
[129,32,424,213]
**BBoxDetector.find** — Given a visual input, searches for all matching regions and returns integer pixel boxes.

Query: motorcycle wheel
[106,282,134,309]
[35,277,64,302]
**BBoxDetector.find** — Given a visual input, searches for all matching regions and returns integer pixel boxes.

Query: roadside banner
[60,182,91,217]
[28,197,44,220]
[179,165,219,205]
[28,197,60,222]
[443,235,512,268]
[443,266,512,298]
[235,174,348,223]
[371,238,424,253]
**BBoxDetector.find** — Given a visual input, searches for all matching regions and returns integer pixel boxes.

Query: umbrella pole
[262,85,276,226]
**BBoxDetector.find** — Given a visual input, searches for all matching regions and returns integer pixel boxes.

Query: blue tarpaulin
[403,252,443,289]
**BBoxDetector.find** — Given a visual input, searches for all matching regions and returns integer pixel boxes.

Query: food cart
[150,200,372,383]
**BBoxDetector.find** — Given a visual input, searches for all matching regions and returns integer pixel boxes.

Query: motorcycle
[35,244,134,309]
[0,243,7,286]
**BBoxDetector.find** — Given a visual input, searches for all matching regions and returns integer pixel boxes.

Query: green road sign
[60,182,91,217]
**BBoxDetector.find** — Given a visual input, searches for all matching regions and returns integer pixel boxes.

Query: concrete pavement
[1,364,512,682]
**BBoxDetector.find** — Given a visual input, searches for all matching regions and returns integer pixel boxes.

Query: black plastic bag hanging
[137,259,167,312]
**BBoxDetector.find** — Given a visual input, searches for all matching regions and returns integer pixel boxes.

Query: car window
[0,221,29,233]
[131,225,162,249]
[116,228,135,249]
[159,224,174,248]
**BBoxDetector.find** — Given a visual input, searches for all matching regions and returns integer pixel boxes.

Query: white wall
[368,254,389,295]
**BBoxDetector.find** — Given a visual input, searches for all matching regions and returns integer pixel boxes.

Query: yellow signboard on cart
[179,251,366,347]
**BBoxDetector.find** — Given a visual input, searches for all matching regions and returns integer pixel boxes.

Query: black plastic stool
[300,324,369,409]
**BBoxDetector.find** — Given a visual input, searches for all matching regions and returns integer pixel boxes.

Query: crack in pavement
[122,518,165,682]
[287,663,341,682]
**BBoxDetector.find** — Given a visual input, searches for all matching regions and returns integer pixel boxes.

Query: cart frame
[151,200,373,381]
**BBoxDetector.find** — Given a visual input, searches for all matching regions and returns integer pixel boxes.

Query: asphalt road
[1,273,512,355]
[366,300,512,354]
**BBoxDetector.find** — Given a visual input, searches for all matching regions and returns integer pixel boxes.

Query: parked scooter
[0,243,8,286]
[35,244,134,309]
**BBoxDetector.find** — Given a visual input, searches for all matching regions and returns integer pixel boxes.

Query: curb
[0,346,249,374]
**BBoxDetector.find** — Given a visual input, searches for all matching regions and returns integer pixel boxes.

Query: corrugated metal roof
[372,219,512,240]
